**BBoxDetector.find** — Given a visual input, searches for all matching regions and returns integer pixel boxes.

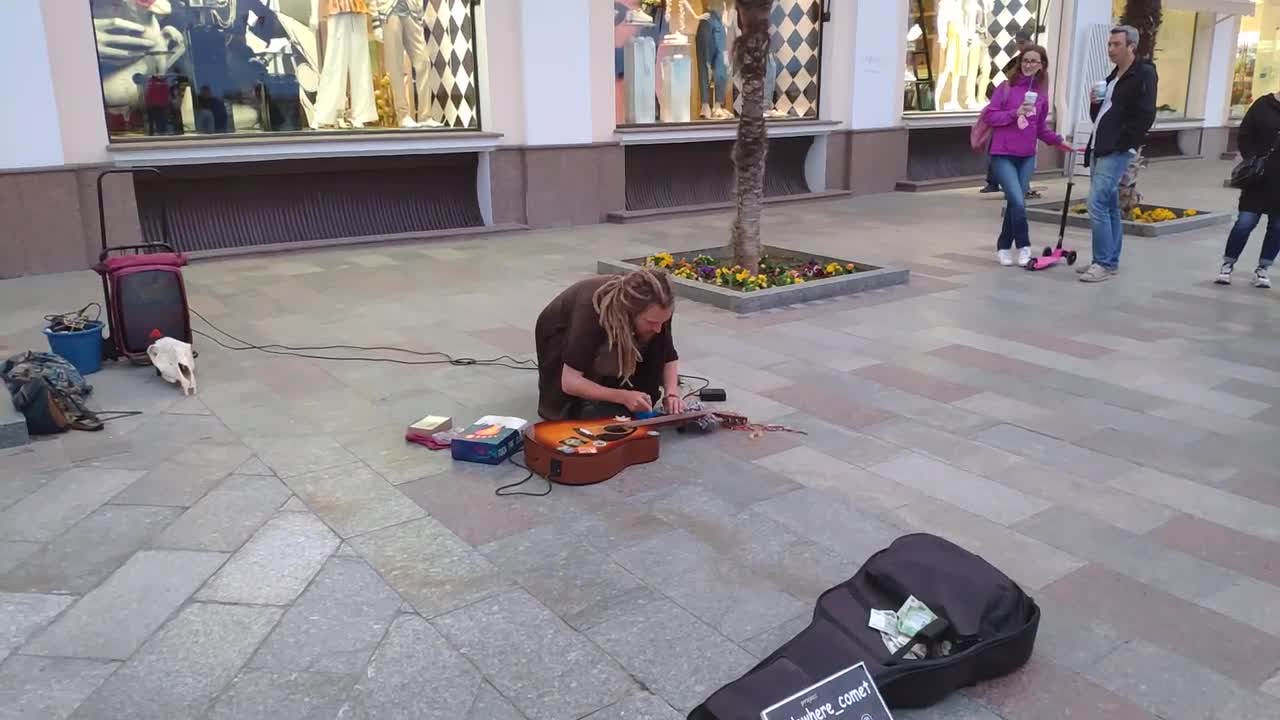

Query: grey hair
[1111,25,1140,48]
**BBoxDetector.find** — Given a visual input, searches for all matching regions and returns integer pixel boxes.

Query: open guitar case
[689,534,1041,719]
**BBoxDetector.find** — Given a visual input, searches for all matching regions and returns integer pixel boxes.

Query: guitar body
[523,410,744,486]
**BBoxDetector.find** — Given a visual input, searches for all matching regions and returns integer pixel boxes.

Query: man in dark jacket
[1079,25,1158,282]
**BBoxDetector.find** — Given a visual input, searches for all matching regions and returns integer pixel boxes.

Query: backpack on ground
[2,351,103,434]
[689,533,1041,718]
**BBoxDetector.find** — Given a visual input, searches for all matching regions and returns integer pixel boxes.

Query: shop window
[1231,3,1280,121]
[903,0,1045,114]
[91,0,480,140]
[1110,1,1198,120]
[614,0,825,125]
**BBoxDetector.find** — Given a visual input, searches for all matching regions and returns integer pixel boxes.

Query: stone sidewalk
[2,158,1280,719]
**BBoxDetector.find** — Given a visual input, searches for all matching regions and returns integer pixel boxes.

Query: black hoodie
[1087,58,1158,159]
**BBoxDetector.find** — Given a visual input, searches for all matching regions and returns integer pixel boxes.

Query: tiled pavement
[2,158,1280,719]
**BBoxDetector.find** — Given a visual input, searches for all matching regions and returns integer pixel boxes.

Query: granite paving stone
[504,551,646,631]
[584,692,684,720]
[398,464,553,546]
[585,596,756,713]
[1086,640,1251,720]
[205,670,360,720]
[244,435,358,478]
[989,459,1178,534]
[973,423,1139,481]
[738,613,811,660]
[892,694,1005,720]
[20,550,226,660]
[280,461,424,538]
[107,460,233,507]
[751,487,905,564]
[1041,564,1280,686]
[434,590,635,720]
[0,656,119,720]
[870,452,1051,526]
[1014,508,1242,602]
[862,418,1022,478]
[153,474,292,552]
[0,542,40,576]
[1111,467,1280,543]
[1199,577,1280,638]
[349,516,511,618]
[0,468,141,542]
[195,511,339,605]
[1147,514,1280,586]
[966,655,1157,720]
[69,602,282,720]
[1,592,75,659]
[754,446,925,513]
[334,614,484,720]
[0,504,180,594]
[464,683,530,720]
[249,557,403,674]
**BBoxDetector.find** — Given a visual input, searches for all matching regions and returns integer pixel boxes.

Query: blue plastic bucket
[43,321,105,376]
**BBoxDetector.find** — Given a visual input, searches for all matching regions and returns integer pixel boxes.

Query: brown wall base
[0,166,142,279]
[845,128,909,195]
[490,144,626,228]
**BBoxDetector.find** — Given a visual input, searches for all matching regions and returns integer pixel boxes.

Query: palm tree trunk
[1120,0,1162,60]
[730,0,772,273]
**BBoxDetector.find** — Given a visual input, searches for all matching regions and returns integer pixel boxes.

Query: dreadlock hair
[592,268,675,386]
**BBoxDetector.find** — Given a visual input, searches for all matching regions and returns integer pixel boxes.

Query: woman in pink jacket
[981,45,1073,266]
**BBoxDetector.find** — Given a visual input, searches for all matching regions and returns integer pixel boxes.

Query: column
[1,2,64,170]
[518,0,594,146]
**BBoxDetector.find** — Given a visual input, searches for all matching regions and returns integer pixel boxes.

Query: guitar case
[688,533,1040,719]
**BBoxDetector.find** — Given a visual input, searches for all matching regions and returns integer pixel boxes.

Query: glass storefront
[613,0,825,125]
[903,0,1045,114]
[1231,2,1279,120]
[91,0,480,139]
[1111,1,1198,120]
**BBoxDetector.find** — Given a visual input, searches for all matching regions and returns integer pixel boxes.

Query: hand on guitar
[663,393,685,415]
[615,390,654,414]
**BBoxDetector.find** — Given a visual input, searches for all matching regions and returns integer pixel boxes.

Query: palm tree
[729,0,772,273]
[1119,0,1162,59]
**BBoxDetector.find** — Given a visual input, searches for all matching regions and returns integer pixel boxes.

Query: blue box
[451,422,523,465]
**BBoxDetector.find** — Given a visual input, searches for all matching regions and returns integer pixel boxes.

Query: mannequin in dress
[375,0,440,128]
[310,0,379,129]
[963,0,993,109]
[934,0,965,111]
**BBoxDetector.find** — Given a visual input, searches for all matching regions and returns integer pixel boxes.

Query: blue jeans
[697,14,729,107]
[1088,151,1132,269]
[1224,211,1280,268]
[991,155,1036,250]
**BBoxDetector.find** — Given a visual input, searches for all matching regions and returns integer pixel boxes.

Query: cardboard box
[450,419,524,465]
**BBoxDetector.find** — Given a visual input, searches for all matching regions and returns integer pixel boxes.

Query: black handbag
[1230,133,1280,189]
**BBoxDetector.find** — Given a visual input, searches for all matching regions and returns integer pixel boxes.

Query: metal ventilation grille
[624,136,814,211]
[134,155,484,253]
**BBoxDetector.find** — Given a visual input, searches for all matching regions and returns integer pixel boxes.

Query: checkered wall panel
[732,0,824,118]
[985,0,1039,96]
[424,0,479,129]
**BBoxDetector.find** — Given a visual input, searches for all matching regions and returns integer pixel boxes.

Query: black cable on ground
[495,452,552,497]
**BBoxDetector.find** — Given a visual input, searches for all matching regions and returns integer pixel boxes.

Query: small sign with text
[760,663,893,720]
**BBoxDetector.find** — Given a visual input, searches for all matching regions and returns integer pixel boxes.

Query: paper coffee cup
[1023,91,1038,105]
[1093,81,1107,101]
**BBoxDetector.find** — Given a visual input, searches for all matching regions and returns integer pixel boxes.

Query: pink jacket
[982,73,1062,158]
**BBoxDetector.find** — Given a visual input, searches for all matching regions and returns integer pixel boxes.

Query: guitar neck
[622,410,710,429]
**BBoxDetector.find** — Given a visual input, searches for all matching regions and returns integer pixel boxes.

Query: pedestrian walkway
[2,157,1278,719]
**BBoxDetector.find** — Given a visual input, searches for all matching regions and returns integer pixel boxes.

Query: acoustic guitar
[523,409,746,486]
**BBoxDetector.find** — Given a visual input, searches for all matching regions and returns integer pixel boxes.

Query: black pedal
[699,388,727,402]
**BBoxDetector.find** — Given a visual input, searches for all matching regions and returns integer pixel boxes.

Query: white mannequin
[963,0,993,109]
[934,0,964,111]
[310,0,379,129]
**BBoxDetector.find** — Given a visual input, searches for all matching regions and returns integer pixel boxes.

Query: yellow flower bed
[644,252,860,292]
[1068,204,1199,222]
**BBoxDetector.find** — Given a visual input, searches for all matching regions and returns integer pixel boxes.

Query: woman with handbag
[1218,93,1280,288]
[979,45,1073,266]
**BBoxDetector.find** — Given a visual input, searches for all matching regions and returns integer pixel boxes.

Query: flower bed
[1022,201,1228,237]
[645,251,863,293]
[597,245,910,314]
[1067,204,1200,224]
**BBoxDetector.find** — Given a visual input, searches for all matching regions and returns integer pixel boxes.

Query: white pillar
[849,0,908,130]
[1055,0,1117,143]
[0,3,63,170]
[1203,14,1242,127]
[518,0,594,146]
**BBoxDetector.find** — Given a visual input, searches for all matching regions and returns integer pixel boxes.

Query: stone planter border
[1022,202,1230,237]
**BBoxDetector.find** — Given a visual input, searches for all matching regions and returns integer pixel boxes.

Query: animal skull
[147,337,197,396]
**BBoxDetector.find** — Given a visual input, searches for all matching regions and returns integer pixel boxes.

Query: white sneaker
[399,116,420,128]
[626,9,654,24]
[1216,262,1233,285]
[997,249,1013,266]
[1017,247,1032,267]
[1254,266,1271,289]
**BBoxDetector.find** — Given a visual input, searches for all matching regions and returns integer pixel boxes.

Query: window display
[91,0,480,139]
[1112,1,1196,120]
[613,0,825,126]
[904,0,1043,114]
[1230,2,1280,121]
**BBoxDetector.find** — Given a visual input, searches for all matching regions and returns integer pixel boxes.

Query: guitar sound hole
[603,425,629,434]
[597,432,629,442]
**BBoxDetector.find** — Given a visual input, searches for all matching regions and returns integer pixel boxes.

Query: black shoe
[980,185,999,193]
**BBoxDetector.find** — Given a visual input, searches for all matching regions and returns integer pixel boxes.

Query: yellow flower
[735,269,750,283]
[1183,209,1198,217]
[652,252,674,268]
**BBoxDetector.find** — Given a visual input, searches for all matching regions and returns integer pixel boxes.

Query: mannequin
[963,0,993,109]
[375,0,439,128]
[311,0,379,129]
[659,0,698,122]
[934,0,965,111]
[697,0,736,120]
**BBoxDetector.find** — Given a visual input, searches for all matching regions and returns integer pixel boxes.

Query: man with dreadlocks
[535,268,682,421]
